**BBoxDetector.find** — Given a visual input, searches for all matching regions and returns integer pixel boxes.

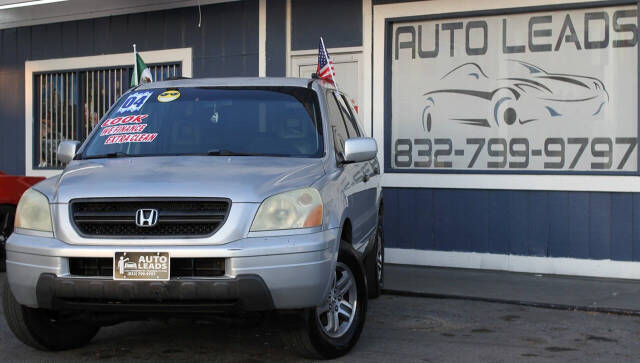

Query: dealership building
[0,0,638,279]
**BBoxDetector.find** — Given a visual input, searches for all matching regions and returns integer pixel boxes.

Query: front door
[326,91,377,252]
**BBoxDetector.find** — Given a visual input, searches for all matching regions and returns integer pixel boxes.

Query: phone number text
[393,137,638,170]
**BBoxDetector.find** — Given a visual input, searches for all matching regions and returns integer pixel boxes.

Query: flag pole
[133,44,138,86]
[320,37,339,93]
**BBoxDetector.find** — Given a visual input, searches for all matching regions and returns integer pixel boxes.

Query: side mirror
[343,138,377,163]
[57,141,81,164]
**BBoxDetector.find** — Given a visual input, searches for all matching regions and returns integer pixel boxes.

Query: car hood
[45,156,326,203]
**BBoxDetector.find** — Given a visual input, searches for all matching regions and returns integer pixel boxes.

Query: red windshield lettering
[101,114,148,127]
[104,132,158,145]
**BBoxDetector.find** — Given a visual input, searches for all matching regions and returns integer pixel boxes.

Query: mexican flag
[130,46,152,87]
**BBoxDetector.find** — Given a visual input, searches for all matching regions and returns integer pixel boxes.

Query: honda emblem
[135,209,159,227]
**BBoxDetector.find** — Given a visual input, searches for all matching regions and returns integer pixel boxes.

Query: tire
[0,205,16,273]
[2,276,99,351]
[283,242,368,359]
[366,220,384,299]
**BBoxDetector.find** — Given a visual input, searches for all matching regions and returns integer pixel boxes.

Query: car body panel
[50,156,326,204]
[6,227,338,309]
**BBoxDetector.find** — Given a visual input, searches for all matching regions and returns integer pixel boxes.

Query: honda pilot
[2,77,384,359]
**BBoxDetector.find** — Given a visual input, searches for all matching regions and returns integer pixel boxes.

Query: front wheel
[2,276,100,351]
[283,243,367,359]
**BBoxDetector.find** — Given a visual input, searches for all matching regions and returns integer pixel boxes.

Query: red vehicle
[0,171,45,271]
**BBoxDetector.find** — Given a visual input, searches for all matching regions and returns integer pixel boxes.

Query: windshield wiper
[207,149,268,156]
[81,152,131,160]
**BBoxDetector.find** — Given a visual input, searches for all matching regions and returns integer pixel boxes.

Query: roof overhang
[0,0,238,30]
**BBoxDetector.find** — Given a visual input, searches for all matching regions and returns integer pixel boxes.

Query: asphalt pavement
[384,264,640,314]
[2,272,640,362]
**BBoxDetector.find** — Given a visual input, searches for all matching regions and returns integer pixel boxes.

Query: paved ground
[2,273,640,362]
[385,264,640,313]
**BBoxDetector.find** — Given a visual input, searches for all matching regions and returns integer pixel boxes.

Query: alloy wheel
[316,262,358,338]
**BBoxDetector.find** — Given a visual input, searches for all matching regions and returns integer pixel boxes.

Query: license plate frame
[113,252,170,281]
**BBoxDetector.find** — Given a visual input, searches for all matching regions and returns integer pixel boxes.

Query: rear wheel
[0,205,16,272]
[2,276,100,351]
[283,242,367,359]
[366,221,384,298]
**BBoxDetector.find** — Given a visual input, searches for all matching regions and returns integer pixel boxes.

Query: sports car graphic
[421,60,609,133]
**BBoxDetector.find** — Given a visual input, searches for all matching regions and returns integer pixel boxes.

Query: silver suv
[2,78,384,359]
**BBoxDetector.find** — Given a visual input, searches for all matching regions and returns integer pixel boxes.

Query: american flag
[316,38,335,84]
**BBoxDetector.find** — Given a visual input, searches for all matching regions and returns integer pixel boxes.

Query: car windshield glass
[80,86,324,158]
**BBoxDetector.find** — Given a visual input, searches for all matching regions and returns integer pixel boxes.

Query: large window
[34,63,181,169]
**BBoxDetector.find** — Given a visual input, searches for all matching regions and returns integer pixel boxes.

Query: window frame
[24,48,192,177]
[325,90,350,157]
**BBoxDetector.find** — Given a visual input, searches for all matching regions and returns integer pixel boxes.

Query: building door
[290,51,364,118]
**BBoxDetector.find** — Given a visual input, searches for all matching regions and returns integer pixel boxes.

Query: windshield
[80,86,324,158]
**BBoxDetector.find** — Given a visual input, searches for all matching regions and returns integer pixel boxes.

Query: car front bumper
[5,228,339,311]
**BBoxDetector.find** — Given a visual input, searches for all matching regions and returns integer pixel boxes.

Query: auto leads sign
[389,5,638,173]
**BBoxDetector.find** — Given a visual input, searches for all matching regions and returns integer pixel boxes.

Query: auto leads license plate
[113,252,170,280]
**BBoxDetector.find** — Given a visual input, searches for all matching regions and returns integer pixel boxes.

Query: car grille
[171,258,226,277]
[69,257,113,277]
[70,199,230,238]
[69,257,225,278]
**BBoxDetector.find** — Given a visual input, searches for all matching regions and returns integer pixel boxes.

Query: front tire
[0,205,16,272]
[2,276,100,351]
[283,242,367,359]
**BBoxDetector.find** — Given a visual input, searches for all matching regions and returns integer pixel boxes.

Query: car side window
[326,92,349,156]
[342,95,366,136]
[336,94,361,138]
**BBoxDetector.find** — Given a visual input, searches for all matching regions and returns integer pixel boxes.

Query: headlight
[14,188,53,232]
[250,188,323,231]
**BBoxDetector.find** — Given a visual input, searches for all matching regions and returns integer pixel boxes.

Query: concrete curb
[382,289,640,317]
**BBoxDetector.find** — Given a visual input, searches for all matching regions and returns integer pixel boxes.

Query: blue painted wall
[266,0,287,77]
[0,1,259,175]
[383,187,640,262]
[291,0,363,50]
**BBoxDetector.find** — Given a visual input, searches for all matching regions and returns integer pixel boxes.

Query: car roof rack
[309,74,337,91]
[163,76,192,81]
